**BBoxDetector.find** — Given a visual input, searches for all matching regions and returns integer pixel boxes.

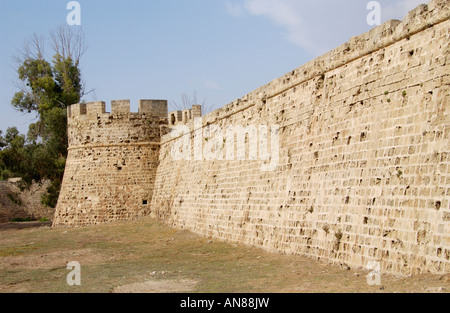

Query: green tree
[6,26,88,207]
[0,127,26,180]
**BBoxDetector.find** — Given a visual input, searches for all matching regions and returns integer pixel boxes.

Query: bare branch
[169,91,212,115]
[169,100,181,112]
[181,93,190,109]
[13,33,46,68]
[50,25,87,65]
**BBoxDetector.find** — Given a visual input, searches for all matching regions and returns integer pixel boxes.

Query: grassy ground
[0,217,448,293]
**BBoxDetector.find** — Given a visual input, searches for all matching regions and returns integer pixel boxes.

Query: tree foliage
[1,26,88,208]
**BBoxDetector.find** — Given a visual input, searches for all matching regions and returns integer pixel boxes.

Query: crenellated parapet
[168,105,202,126]
[66,100,168,148]
[68,99,168,119]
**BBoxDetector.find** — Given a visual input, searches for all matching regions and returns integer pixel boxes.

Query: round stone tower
[53,99,168,226]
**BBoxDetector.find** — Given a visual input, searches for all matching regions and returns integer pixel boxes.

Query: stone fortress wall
[54,0,449,275]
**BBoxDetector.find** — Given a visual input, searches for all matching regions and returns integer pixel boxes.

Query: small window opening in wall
[143,200,148,205]
[360,132,366,141]
[435,201,441,210]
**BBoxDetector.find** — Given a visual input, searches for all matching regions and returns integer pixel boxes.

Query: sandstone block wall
[53,100,168,226]
[150,0,449,275]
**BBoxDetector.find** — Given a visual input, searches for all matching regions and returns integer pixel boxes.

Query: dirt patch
[0,221,52,231]
[113,279,198,293]
[0,248,109,270]
[0,217,448,293]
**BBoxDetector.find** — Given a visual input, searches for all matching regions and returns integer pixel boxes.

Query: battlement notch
[68,99,169,119]
[168,104,202,126]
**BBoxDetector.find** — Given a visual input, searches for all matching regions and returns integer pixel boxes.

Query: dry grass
[0,217,448,293]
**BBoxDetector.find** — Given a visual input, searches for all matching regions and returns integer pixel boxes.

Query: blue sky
[0,0,425,134]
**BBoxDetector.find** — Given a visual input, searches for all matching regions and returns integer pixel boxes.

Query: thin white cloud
[204,80,222,91]
[226,0,428,56]
[225,1,245,18]
[244,0,319,53]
